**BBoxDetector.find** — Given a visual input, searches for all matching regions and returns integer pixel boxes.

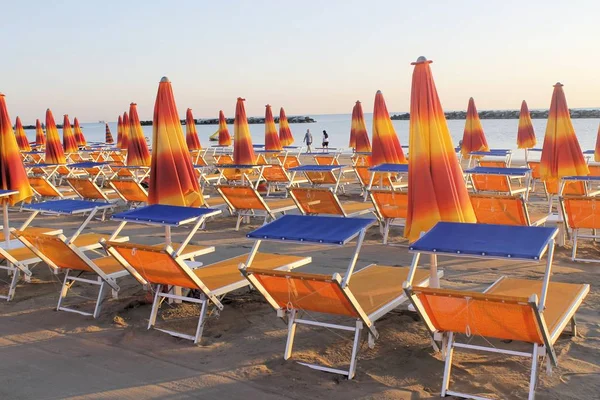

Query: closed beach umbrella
[371,90,406,165]
[121,112,130,151]
[540,82,588,181]
[117,115,123,148]
[233,98,256,165]
[105,123,114,144]
[278,107,294,146]
[127,103,151,166]
[353,101,371,154]
[264,105,282,151]
[594,123,600,163]
[185,108,201,151]
[404,57,475,243]
[15,117,31,151]
[517,100,536,149]
[73,117,87,147]
[44,109,66,164]
[148,77,203,207]
[218,110,231,146]
[461,97,489,157]
[62,115,78,153]
[349,103,357,150]
[35,119,46,147]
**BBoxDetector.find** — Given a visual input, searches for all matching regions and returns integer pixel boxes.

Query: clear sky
[2,0,599,123]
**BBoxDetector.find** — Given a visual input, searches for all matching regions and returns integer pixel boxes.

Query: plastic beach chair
[13,230,130,317]
[67,177,121,203]
[369,189,409,244]
[404,222,589,399]
[470,194,548,226]
[239,215,441,379]
[560,196,600,262]
[288,187,374,217]
[216,184,297,230]
[103,241,310,344]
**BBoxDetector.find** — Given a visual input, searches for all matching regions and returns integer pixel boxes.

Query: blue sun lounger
[239,215,440,379]
[403,222,589,399]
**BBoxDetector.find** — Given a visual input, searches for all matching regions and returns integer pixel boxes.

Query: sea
[24,113,600,161]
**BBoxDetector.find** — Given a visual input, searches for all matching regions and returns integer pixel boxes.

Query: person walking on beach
[322,130,329,151]
[304,129,313,153]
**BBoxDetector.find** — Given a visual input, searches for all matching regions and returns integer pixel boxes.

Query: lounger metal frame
[559,195,600,263]
[288,187,374,218]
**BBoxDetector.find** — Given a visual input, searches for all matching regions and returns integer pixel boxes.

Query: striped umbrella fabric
[404,57,475,242]
[185,108,201,151]
[371,90,406,165]
[62,115,78,154]
[148,77,203,207]
[461,97,489,157]
[105,123,114,144]
[517,100,536,149]
[117,115,123,148]
[233,98,256,165]
[127,103,151,166]
[35,119,46,147]
[0,94,32,205]
[353,101,371,153]
[540,83,588,181]
[44,109,66,164]
[121,112,130,151]
[264,105,282,151]
[14,117,31,151]
[278,107,294,146]
[73,117,87,147]
[595,123,600,163]
[218,110,231,146]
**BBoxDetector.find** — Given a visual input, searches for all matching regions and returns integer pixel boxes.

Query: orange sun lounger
[369,189,409,244]
[28,176,78,201]
[470,193,548,226]
[261,164,307,196]
[560,195,600,262]
[108,179,149,207]
[289,187,374,217]
[67,177,121,203]
[103,240,311,344]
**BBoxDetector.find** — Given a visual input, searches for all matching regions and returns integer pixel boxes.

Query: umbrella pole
[524,149,528,164]
[164,226,182,302]
[430,254,439,288]
[3,202,9,248]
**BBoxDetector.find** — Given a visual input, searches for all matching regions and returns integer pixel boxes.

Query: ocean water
[24,113,600,160]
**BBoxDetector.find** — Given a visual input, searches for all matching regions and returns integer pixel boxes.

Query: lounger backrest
[67,177,106,201]
[409,286,546,345]
[471,173,511,193]
[255,154,269,165]
[544,179,585,196]
[588,165,600,177]
[56,165,71,176]
[478,160,506,168]
[217,185,268,212]
[527,162,541,179]
[14,231,93,272]
[109,179,148,202]
[314,155,338,166]
[562,196,600,229]
[369,190,409,220]
[246,268,362,317]
[352,155,371,167]
[28,177,62,198]
[90,151,105,161]
[304,170,338,185]
[216,154,233,164]
[289,187,344,215]
[277,155,300,169]
[470,194,528,226]
[262,164,290,183]
[354,167,395,188]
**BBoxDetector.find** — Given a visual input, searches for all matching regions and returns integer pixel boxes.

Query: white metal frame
[467,169,532,201]
[559,195,600,263]
[289,187,374,218]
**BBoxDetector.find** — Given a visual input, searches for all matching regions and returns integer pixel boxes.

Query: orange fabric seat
[369,190,409,243]
[470,194,547,226]
[289,187,373,217]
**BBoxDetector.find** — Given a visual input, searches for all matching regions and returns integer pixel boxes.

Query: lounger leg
[348,320,363,380]
[383,220,390,245]
[284,309,297,360]
[571,316,577,337]
[528,344,539,400]
[571,229,578,261]
[368,332,375,349]
[148,284,162,330]
[441,332,454,397]
[194,295,209,344]
[93,280,110,319]
[235,214,243,231]
[7,267,19,301]
[57,270,72,312]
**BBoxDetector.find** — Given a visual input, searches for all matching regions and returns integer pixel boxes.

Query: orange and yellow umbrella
[371,90,406,165]
[105,123,114,144]
[218,110,231,146]
[264,104,282,151]
[148,77,203,207]
[461,97,489,157]
[594,123,600,163]
[517,100,536,149]
[233,98,256,165]
[540,83,588,181]
[121,112,130,150]
[35,119,46,147]
[117,115,123,148]
[44,109,66,164]
[353,101,371,153]
[127,103,151,166]
[62,115,78,153]
[349,103,357,150]
[73,117,87,147]
[0,94,32,205]
[278,107,294,146]
[14,117,31,152]
[185,108,201,151]
[405,57,475,243]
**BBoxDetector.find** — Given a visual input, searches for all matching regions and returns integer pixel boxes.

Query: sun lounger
[470,193,548,226]
[560,195,600,262]
[468,149,512,168]
[404,222,589,399]
[239,215,440,379]
[13,230,129,317]
[261,164,307,196]
[369,189,408,244]
[289,187,374,217]
[67,177,121,203]
[28,176,78,201]
[288,165,354,194]
[103,241,311,343]
[216,184,296,230]
[108,179,149,207]
[466,167,531,198]
[276,154,300,169]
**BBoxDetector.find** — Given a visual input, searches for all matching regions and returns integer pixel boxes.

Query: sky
[1,0,600,123]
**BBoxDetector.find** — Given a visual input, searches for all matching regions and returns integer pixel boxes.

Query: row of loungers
[2,214,590,399]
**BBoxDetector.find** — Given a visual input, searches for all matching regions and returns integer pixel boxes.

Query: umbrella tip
[265,104,271,108]
[356,100,361,104]
[554,82,563,87]
[417,56,427,62]
[411,56,432,65]
[376,90,382,94]
[160,76,170,83]
[130,102,136,106]
[237,97,245,101]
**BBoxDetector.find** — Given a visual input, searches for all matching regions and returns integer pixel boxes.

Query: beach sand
[1,157,598,399]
